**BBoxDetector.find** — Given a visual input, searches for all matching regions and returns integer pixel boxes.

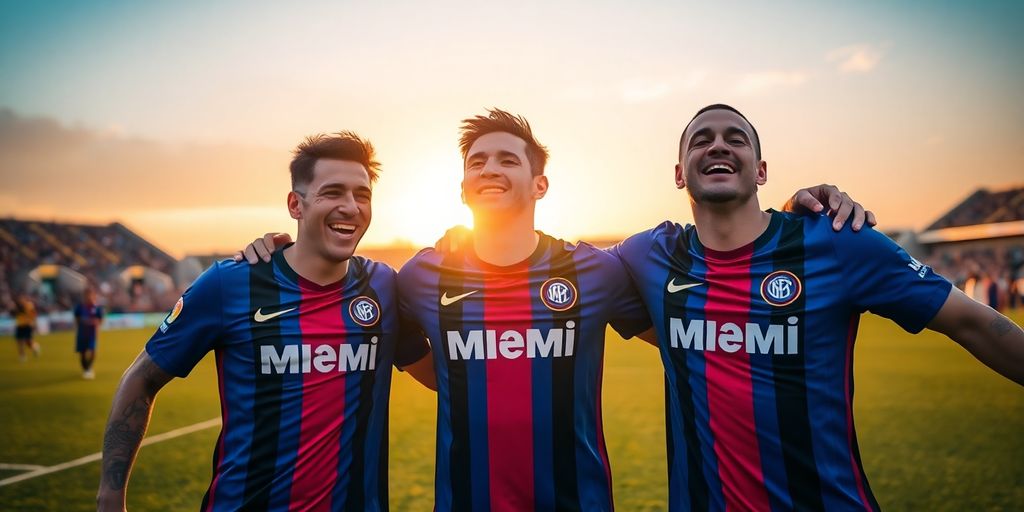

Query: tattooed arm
[927,287,1024,387]
[96,351,174,511]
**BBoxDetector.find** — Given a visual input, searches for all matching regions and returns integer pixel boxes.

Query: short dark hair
[290,131,381,189]
[680,104,761,160]
[459,108,549,176]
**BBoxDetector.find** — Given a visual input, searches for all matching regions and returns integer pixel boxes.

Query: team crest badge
[167,297,184,324]
[349,296,380,327]
[540,277,578,312]
[760,270,802,307]
[159,296,184,333]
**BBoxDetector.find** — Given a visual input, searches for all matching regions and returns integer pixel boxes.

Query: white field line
[0,464,46,471]
[0,417,220,487]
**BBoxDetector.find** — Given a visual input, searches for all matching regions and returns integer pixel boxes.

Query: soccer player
[13,293,39,362]
[96,132,433,511]
[241,109,873,511]
[397,111,654,511]
[612,104,1024,511]
[74,287,103,379]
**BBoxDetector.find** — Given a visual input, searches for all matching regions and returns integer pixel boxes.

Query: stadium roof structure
[919,185,1024,244]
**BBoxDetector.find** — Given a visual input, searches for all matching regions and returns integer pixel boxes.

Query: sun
[363,155,473,248]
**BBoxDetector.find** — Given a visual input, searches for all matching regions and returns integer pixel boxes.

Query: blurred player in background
[74,287,103,379]
[97,132,433,511]
[613,103,1024,511]
[13,293,40,362]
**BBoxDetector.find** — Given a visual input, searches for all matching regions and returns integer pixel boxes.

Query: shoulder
[617,220,689,259]
[397,247,443,287]
[352,255,397,280]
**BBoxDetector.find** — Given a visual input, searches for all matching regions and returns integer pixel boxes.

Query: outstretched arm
[96,351,174,511]
[783,184,877,231]
[927,287,1024,386]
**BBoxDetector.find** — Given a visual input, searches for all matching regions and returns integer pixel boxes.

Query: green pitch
[1,313,1022,511]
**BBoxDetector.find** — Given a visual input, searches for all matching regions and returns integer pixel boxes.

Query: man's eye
[502,159,518,166]
[692,139,709,147]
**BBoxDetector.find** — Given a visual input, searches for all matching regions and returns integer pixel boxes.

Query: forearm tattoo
[101,361,161,491]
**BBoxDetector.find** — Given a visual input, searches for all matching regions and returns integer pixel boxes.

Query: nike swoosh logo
[667,279,703,294]
[254,307,297,322]
[440,290,478,306]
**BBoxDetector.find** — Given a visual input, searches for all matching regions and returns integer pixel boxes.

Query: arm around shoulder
[927,287,1024,387]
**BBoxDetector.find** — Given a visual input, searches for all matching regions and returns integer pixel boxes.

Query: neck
[690,195,771,251]
[471,207,539,266]
[284,239,350,286]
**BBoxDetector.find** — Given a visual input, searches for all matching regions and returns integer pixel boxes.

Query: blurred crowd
[926,246,1024,312]
[0,218,180,314]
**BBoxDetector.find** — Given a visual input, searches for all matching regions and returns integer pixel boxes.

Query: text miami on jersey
[668,270,804,355]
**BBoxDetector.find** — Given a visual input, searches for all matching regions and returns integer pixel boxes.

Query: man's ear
[675,163,686,189]
[287,191,303,220]
[533,175,549,199]
[756,160,767,186]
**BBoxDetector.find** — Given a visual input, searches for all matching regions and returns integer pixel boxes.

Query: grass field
[1,313,1022,511]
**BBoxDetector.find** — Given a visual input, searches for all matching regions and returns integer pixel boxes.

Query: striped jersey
[613,211,952,512]
[146,251,428,511]
[397,232,651,512]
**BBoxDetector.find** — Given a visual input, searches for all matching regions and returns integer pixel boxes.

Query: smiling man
[613,104,1024,511]
[97,132,433,511]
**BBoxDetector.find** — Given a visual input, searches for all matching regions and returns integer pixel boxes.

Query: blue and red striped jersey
[613,211,952,512]
[397,233,650,512]
[146,251,427,511]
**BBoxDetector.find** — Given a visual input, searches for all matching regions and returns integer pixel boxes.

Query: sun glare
[367,157,473,249]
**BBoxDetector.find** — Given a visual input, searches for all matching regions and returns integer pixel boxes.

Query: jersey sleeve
[395,311,431,368]
[833,226,952,334]
[145,263,226,377]
[394,256,432,369]
[598,246,652,339]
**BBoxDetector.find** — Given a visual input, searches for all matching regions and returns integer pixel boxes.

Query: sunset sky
[2,1,1022,257]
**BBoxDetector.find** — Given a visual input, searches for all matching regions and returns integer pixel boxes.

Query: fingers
[243,241,260,264]
[232,251,244,262]
[850,202,866,231]
[272,233,293,247]
[831,192,853,230]
[253,237,272,262]
[793,189,824,214]
[865,210,877,227]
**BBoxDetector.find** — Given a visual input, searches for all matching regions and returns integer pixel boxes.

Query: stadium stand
[0,218,178,315]
[919,185,1024,311]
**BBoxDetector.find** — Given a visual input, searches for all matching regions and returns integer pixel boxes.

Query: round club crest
[760,270,802,307]
[540,277,578,312]
[167,296,184,324]
[349,296,381,327]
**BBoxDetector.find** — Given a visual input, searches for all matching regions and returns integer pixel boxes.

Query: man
[613,104,1024,511]
[243,109,873,511]
[75,287,103,379]
[13,293,39,362]
[97,132,433,511]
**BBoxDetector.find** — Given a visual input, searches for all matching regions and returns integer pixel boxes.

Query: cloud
[732,71,809,95]
[0,108,285,218]
[826,44,886,73]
